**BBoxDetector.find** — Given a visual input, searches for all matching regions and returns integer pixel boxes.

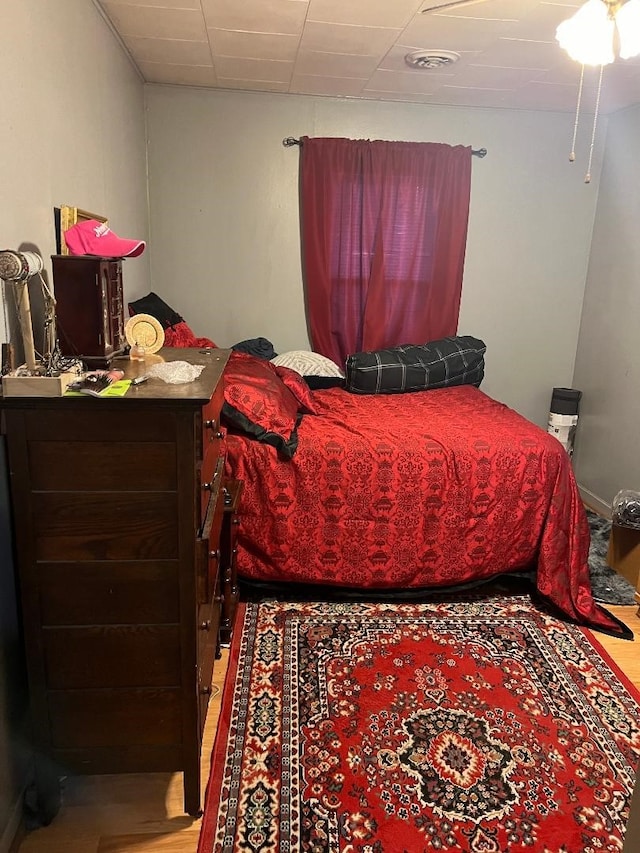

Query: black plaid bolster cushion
[345,335,486,395]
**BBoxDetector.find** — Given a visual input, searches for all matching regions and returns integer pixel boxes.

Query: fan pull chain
[569,64,585,163]
[585,64,604,184]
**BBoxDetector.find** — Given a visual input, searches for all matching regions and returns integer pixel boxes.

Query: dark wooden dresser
[0,348,230,818]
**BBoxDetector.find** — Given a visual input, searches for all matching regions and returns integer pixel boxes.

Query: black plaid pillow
[345,336,486,394]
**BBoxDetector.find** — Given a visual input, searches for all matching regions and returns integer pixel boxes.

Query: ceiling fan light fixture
[404,49,461,70]
[556,0,615,65]
[556,0,640,65]
[616,0,640,58]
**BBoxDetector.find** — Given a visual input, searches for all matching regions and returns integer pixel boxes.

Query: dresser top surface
[1,348,230,409]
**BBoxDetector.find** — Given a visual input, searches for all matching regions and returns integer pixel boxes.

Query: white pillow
[271,350,345,378]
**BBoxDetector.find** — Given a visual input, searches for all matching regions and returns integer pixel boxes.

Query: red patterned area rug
[199,596,640,853]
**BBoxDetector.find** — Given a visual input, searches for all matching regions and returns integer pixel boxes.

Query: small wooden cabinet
[607,523,640,591]
[52,255,126,367]
[1,348,231,819]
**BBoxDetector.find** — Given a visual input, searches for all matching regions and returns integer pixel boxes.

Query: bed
[220,348,630,639]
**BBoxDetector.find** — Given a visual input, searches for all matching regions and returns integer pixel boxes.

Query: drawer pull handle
[203,479,216,491]
[204,419,217,429]
[209,548,220,560]
[216,431,224,440]
[199,619,211,631]
[232,518,241,526]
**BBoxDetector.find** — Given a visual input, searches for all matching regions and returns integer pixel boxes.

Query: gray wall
[573,104,640,512]
[145,84,605,427]
[0,1,149,848]
[0,0,151,343]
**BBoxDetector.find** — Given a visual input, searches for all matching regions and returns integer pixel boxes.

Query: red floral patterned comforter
[225,385,626,636]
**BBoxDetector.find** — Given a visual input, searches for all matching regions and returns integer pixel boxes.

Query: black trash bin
[547,387,582,457]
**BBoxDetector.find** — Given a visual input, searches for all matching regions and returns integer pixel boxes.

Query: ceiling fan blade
[421,0,489,13]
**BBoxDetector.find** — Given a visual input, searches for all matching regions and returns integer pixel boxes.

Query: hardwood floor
[14,649,230,853]
[14,605,639,853]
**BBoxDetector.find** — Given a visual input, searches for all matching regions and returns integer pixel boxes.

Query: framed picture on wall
[54,206,108,254]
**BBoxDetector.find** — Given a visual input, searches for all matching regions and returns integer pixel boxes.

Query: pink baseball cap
[64,219,146,258]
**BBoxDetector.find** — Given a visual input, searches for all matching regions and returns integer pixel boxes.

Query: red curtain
[300,137,472,366]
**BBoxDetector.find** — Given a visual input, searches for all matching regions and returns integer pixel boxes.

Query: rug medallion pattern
[200,597,640,853]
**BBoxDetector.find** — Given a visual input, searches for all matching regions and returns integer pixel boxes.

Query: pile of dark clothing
[231,337,277,359]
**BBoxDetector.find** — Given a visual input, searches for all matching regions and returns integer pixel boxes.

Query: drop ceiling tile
[477,38,561,69]
[422,0,538,19]
[306,0,423,29]
[138,61,218,86]
[290,74,367,96]
[217,78,290,92]
[201,0,308,35]
[507,80,587,112]
[504,1,577,42]
[541,58,603,87]
[295,50,382,78]
[300,21,400,55]
[401,14,518,52]
[430,84,518,109]
[363,89,439,103]
[124,36,212,65]
[208,29,300,62]
[214,56,294,83]
[99,0,201,8]
[453,64,547,88]
[366,68,453,95]
[96,0,640,113]
[607,55,640,75]
[101,2,207,40]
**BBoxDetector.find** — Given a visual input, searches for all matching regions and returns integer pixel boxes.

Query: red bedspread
[225,384,627,636]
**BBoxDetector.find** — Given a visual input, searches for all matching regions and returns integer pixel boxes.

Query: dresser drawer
[199,383,224,461]
[220,478,243,646]
[38,561,180,626]
[197,577,222,735]
[43,625,181,689]
[200,447,223,526]
[48,688,182,750]
[196,470,225,604]
[198,635,217,737]
[197,601,215,659]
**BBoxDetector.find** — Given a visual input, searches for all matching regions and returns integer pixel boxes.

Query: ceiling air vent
[404,49,460,70]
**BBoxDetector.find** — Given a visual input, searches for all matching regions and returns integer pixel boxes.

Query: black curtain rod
[283,136,487,158]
